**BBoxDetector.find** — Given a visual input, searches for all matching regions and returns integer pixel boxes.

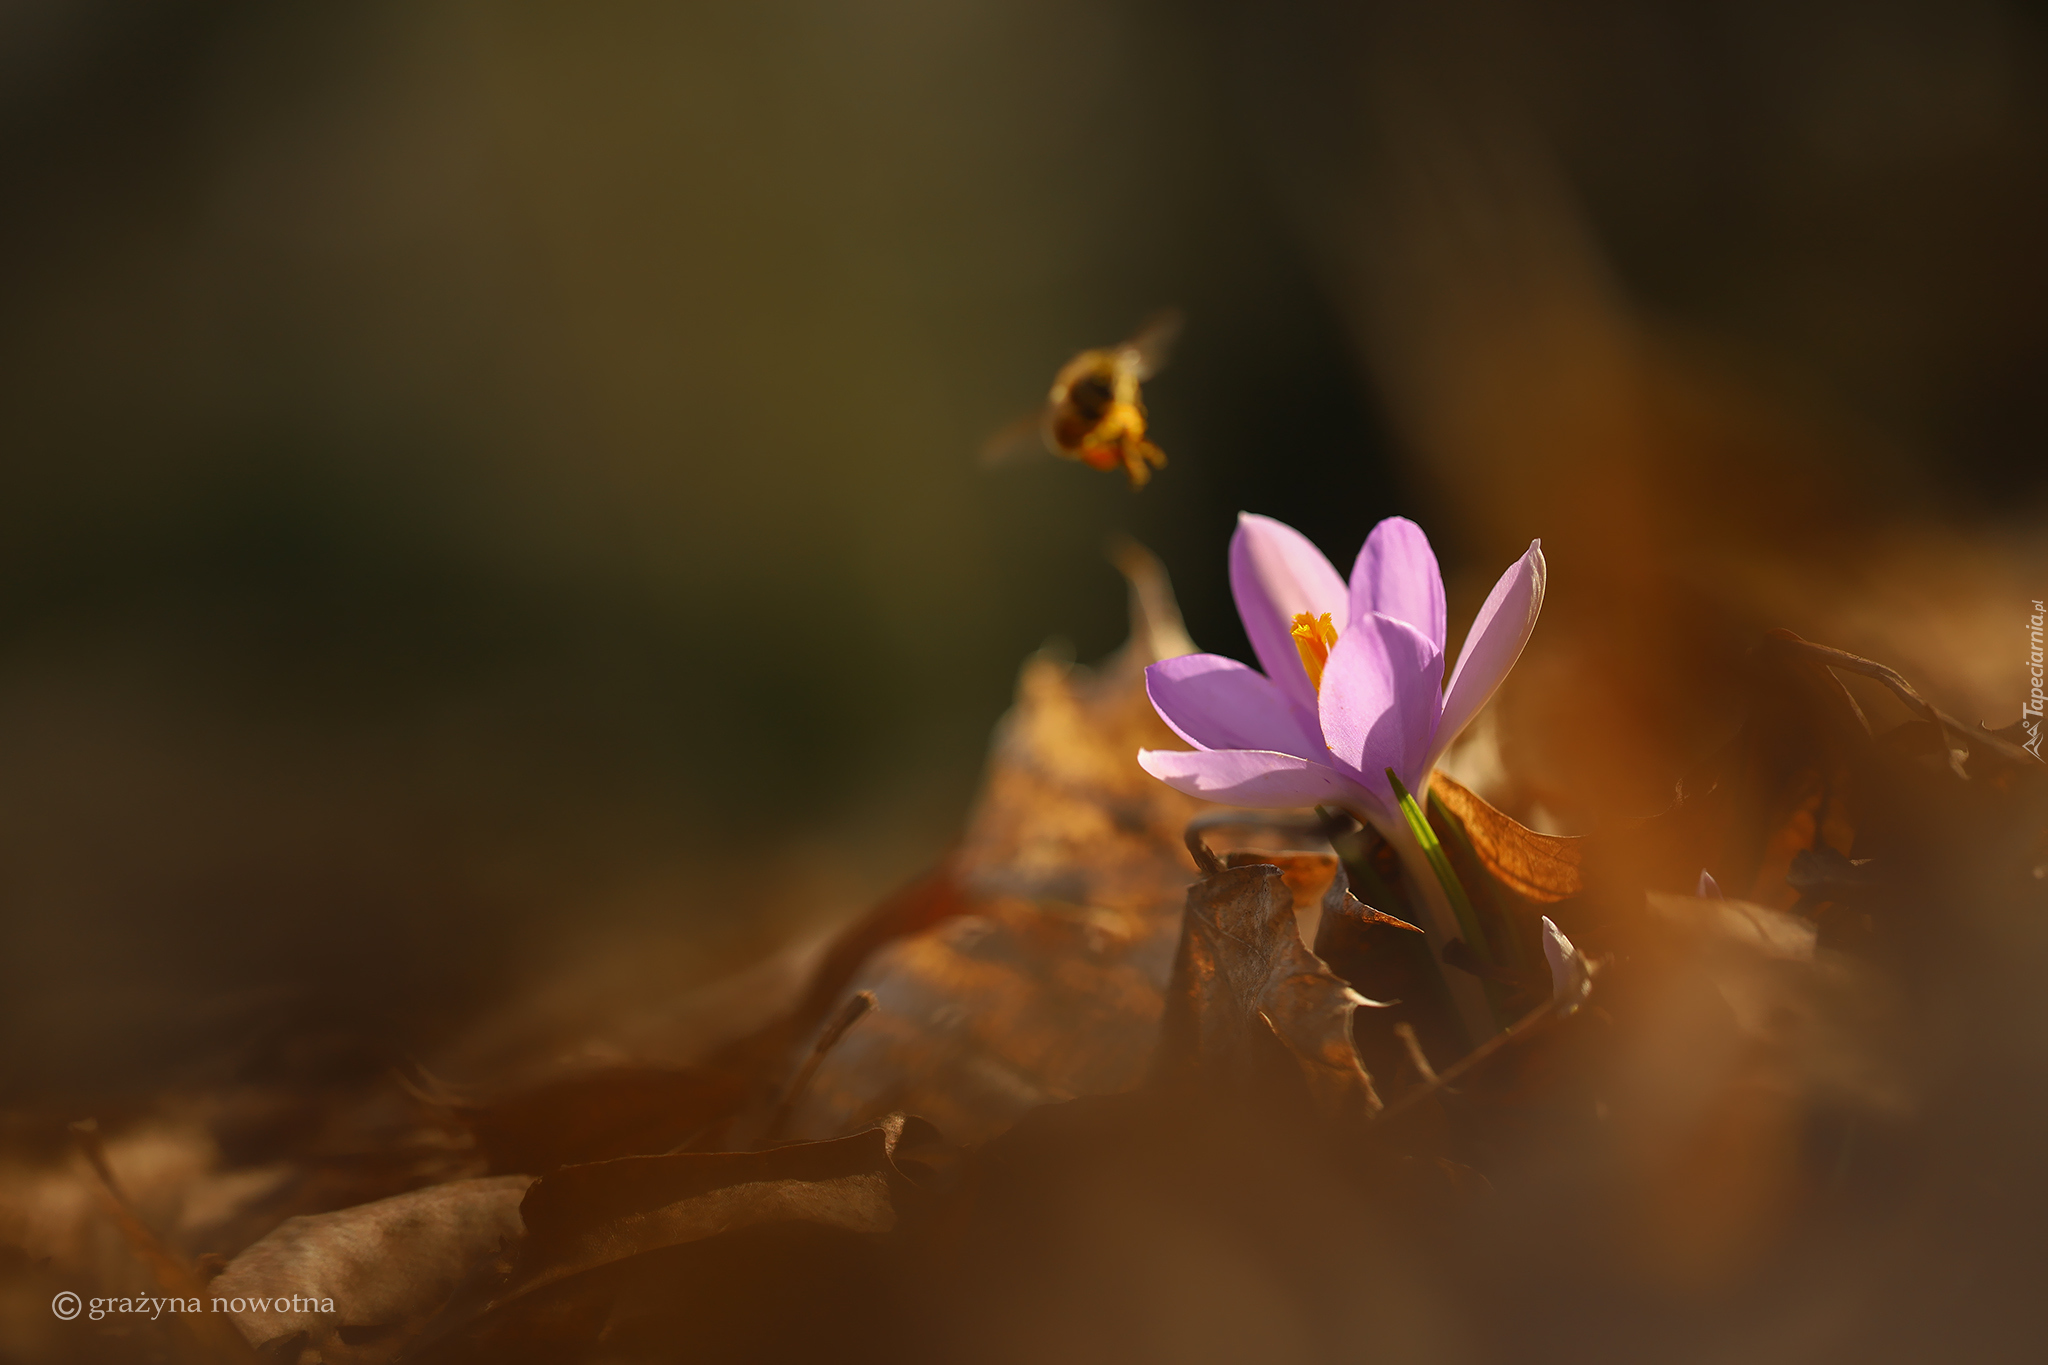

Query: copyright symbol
[51,1291,81,1320]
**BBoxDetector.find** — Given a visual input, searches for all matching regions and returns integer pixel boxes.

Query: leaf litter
[6,545,2047,1364]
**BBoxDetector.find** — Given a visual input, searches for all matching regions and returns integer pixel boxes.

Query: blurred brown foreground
[3,535,2044,1363]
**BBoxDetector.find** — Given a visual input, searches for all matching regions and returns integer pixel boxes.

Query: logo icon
[51,1291,81,1321]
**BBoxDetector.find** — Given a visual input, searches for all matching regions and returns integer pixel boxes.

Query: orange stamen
[1290,612,1338,690]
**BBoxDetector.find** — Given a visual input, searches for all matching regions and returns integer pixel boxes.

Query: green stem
[1386,769,1490,965]
[1425,790,1531,977]
[1379,813,1499,1047]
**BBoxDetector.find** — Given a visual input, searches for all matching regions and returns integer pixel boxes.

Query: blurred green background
[3,0,2044,1099]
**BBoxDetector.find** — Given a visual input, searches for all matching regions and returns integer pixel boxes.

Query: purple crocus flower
[1140,514,1544,1042]
[1138,513,1545,832]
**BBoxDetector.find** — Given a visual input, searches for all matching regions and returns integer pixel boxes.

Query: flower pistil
[1289,612,1339,691]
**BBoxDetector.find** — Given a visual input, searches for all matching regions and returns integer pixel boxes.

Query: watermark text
[2026,600,2045,758]
[52,1291,335,1321]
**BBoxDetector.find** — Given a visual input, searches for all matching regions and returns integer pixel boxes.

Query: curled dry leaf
[1222,849,1338,949]
[1309,878,1430,1002]
[1429,770,1584,902]
[771,898,1184,1147]
[418,1115,947,1363]
[1306,835,1484,1087]
[776,546,1210,1144]
[210,1175,531,1363]
[1153,859,1387,1121]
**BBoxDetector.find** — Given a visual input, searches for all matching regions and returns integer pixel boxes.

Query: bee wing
[978,408,1054,469]
[1121,307,1184,380]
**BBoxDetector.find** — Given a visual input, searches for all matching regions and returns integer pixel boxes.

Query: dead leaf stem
[765,991,878,1141]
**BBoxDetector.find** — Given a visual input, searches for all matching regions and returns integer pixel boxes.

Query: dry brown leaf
[209,1175,531,1363]
[1430,770,1585,903]
[773,547,1210,1144]
[417,1116,945,1363]
[1223,849,1339,947]
[505,1115,934,1300]
[1153,860,1386,1121]
[1311,889,1427,1000]
[1308,875,1465,1098]
[775,895,1184,1146]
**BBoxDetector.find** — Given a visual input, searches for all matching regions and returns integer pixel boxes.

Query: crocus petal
[1349,516,1446,650]
[1145,654,1323,757]
[1137,747,1377,813]
[1317,612,1444,801]
[1429,540,1546,770]
[1229,513,1348,716]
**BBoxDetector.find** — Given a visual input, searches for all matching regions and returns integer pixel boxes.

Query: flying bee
[981,309,1182,489]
